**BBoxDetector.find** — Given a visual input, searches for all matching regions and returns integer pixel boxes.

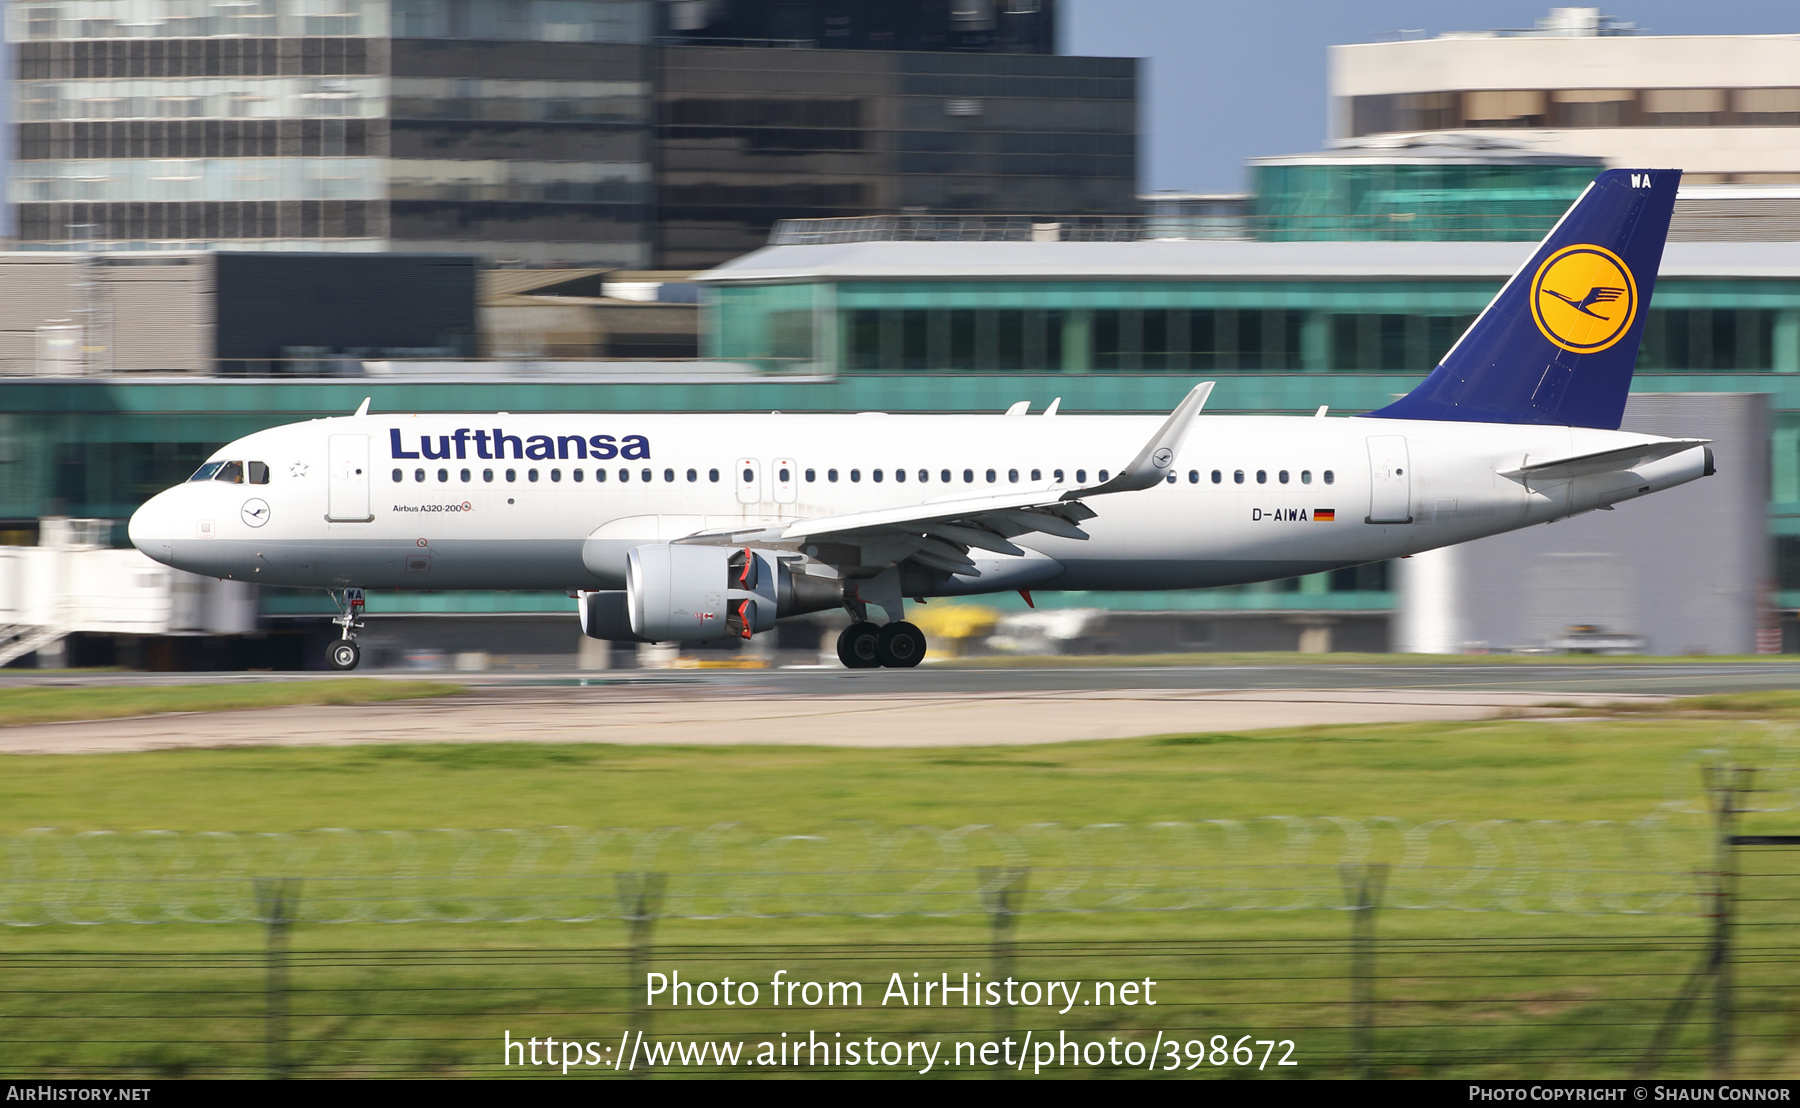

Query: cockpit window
[188,462,223,482]
[247,461,269,485]
[213,461,244,483]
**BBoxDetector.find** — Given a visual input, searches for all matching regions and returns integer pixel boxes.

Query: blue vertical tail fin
[1368,168,1680,430]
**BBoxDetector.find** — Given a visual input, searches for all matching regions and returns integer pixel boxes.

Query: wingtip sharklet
[1062,381,1213,500]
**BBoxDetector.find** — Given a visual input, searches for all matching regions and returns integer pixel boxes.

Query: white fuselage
[127,410,1710,595]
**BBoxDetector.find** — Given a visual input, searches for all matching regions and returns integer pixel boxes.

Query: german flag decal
[1314,509,1336,522]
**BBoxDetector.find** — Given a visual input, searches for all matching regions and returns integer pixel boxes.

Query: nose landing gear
[327,587,365,671]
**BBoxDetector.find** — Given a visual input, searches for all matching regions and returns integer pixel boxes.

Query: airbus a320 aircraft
[130,169,1709,671]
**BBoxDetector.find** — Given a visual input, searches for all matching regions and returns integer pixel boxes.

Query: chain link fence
[0,816,1714,926]
[4,766,1796,1077]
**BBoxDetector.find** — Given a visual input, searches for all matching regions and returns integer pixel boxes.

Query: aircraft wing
[677,382,1214,578]
[1499,438,1710,482]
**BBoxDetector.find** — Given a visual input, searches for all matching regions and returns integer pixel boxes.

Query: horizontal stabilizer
[1499,438,1710,481]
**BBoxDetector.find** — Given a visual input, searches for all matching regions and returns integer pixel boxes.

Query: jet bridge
[0,518,255,667]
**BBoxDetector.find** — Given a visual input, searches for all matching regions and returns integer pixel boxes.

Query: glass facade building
[10,0,658,266]
[655,47,1137,268]
[1248,140,1604,242]
[8,4,1132,269]
[661,0,1057,55]
[704,275,1800,376]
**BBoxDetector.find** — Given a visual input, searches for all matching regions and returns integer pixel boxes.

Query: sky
[1065,1,1800,194]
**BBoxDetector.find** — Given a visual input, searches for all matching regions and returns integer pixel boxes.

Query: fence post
[979,866,1028,1078]
[253,877,300,1080]
[617,872,665,1076]
[1636,763,1755,1078]
[1704,764,1752,1078]
[1341,862,1388,1079]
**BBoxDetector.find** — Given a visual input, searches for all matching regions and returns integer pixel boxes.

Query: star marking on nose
[289,461,309,478]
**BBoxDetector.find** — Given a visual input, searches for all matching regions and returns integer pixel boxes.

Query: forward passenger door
[327,434,373,522]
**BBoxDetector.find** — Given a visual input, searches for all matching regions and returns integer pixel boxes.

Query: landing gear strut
[835,620,927,669]
[327,587,365,671]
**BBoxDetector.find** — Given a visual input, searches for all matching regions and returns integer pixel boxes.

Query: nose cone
[128,490,176,564]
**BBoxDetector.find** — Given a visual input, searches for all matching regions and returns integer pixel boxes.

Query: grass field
[0,705,1789,831]
[0,679,460,728]
[3,694,1797,1078]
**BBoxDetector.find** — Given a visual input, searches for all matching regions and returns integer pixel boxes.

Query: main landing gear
[836,620,926,669]
[327,587,365,671]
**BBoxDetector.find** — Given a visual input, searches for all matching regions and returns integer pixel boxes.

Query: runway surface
[0,659,1784,753]
[3,660,1797,696]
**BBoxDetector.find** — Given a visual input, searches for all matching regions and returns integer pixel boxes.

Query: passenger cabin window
[247,461,269,484]
[1212,470,1222,483]
[414,468,425,482]
[188,462,223,482]
[1324,470,1336,484]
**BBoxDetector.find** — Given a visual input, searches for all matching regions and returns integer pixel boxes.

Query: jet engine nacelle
[580,544,843,642]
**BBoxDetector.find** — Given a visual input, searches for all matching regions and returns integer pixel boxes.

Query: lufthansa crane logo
[1530,244,1638,354]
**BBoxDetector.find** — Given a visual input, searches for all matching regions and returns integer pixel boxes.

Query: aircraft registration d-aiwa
[131,168,1708,671]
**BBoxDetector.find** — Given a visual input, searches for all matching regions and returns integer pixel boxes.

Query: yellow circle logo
[1530,244,1637,354]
